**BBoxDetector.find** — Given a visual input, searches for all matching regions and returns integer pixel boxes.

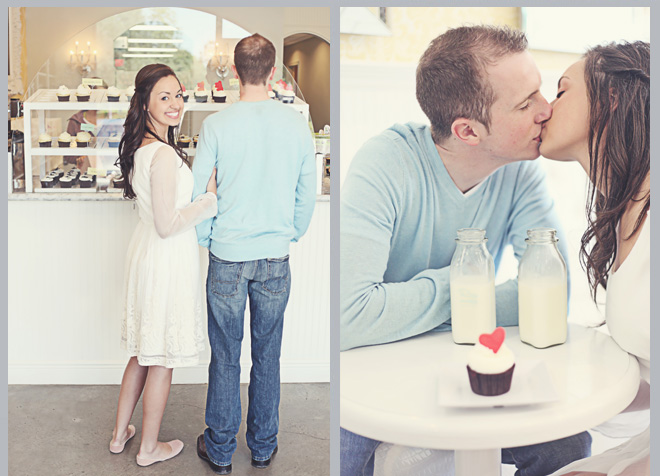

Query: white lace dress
[550,212,650,476]
[121,142,217,368]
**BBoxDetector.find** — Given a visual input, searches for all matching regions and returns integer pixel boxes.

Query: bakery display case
[21,88,310,195]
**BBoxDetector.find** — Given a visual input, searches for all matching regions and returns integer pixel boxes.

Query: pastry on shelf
[108,133,121,148]
[58,132,73,147]
[38,133,52,148]
[212,81,226,103]
[281,89,295,104]
[79,174,94,188]
[107,86,121,102]
[76,131,92,147]
[177,135,192,148]
[182,85,189,103]
[59,176,74,188]
[56,85,71,102]
[193,134,199,147]
[40,176,56,188]
[76,84,92,102]
[194,82,209,103]
[125,85,135,101]
[112,174,126,188]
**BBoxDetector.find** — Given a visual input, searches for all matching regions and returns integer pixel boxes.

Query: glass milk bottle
[450,228,496,344]
[518,228,568,348]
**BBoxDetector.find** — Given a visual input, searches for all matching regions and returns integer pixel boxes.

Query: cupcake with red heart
[466,327,515,396]
[212,81,226,103]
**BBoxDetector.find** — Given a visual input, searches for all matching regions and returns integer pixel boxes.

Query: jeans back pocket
[210,255,244,298]
[263,256,290,295]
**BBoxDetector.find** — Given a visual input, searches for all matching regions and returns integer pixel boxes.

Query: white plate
[437,360,559,408]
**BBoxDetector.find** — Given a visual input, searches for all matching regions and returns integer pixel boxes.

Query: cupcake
[56,85,71,102]
[58,132,72,147]
[212,81,226,103]
[108,133,121,148]
[112,174,125,188]
[194,82,209,103]
[38,133,52,148]
[281,90,295,104]
[79,174,94,188]
[76,131,92,147]
[268,91,276,100]
[125,85,135,101]
[181,85,189,103]
[106,86,121,102]
[40,176,55,188]
[193,134,199,147]
[177,135,191,148]
[76,84,92,102]
[466,327,515,396]
[59,176,74,188]
[50,167,64,178]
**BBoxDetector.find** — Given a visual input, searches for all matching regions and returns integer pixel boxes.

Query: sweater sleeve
[150,145,217,239]
[494,161,571,327]
[192,119,218,247]
[340,137,452,351]
[292,126,317,242]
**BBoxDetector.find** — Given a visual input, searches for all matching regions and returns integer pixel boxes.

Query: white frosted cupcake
[212,89,226,103]
[281,90,295,104]
[466,327,515,396]
[125,85,135,101]
[58,132,73,147]
[76,131,91,147]
[76,84,92,102]
[107,86,121,102]
[56,85,71,102]
[38,133,52,147]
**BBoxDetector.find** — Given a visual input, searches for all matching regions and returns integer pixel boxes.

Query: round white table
[340,325,640,476]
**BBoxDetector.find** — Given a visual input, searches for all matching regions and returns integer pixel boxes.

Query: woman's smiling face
[539,59,591,168]
[147,75,184,137]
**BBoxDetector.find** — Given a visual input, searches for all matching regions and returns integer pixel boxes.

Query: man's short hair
[416,25,528,144]
[234,33,276,86]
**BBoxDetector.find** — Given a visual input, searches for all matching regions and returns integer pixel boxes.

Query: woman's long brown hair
[580,41,650,302]
[115,64,188,200]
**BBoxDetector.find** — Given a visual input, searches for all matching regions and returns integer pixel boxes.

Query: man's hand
[206,167,217,195]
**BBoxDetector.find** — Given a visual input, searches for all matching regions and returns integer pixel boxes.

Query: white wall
[8,199,330,384]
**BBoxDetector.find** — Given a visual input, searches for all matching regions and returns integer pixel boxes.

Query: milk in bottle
[450,229,496,344]
[518,228,568,348]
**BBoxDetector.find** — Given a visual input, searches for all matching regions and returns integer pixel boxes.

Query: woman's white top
[550,212,650,476]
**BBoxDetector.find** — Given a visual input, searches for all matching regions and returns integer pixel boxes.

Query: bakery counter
[9,197,329,385]
[8,192,330,201]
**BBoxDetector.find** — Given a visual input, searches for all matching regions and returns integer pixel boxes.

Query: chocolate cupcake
[466,327,515,396]
[40,176,55,188]
[59,176,74,188]
[177,135,191,148]
[38,133,52,148]
[79,174,94,188]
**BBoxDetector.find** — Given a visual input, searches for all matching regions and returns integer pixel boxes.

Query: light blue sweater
[340,123,569,351]
[192,100,316,261]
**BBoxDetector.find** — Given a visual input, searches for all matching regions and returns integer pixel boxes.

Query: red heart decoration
[479,327,506,353]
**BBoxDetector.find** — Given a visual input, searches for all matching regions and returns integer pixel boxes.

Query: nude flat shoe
[109,425,136,454]
[136,440,184,467]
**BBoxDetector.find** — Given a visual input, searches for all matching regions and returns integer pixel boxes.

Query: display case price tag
[82,78,104,87]
[87,168,107,176]
[229,78,239,87]
[81,123,96,133]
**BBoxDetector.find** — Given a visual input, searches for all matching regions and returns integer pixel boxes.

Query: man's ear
[268,66,276,82]
[231,65,239,80]
[451,118,482,145]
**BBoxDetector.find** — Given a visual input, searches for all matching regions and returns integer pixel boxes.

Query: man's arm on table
[340,137,453,351]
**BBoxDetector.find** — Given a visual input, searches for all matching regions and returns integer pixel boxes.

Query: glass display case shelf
[21,88,310,194]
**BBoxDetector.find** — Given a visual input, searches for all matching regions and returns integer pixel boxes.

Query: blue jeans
[340,427,592,476]
[204,253,291,466]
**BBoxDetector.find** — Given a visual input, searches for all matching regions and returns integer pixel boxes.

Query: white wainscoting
[340,62,430,188]
[8,199,330,384]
